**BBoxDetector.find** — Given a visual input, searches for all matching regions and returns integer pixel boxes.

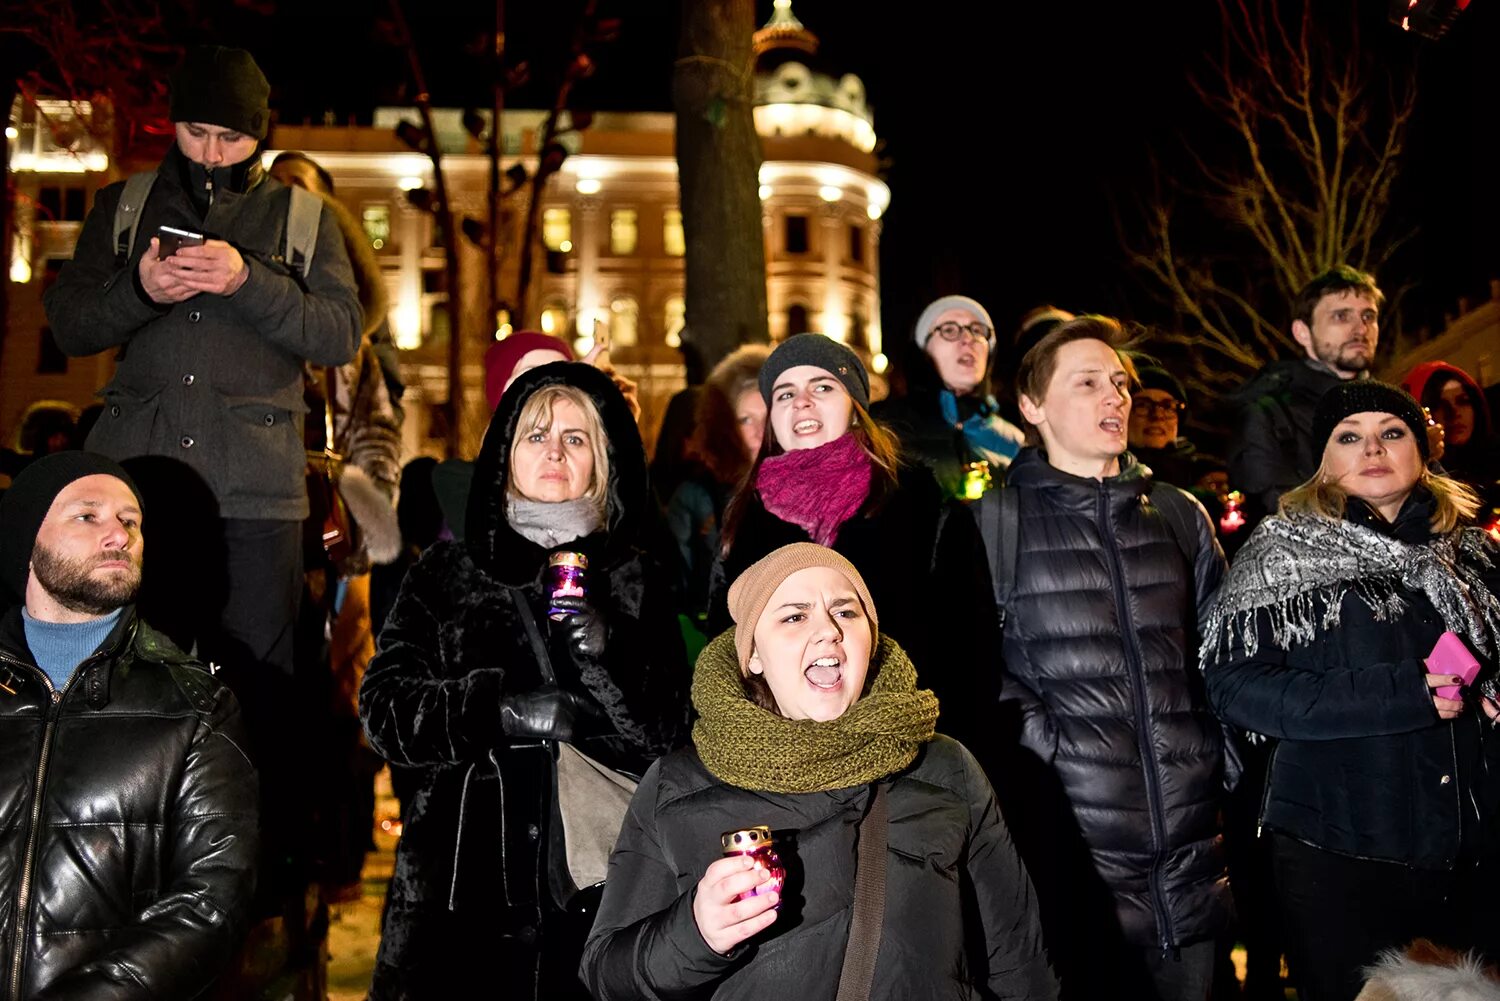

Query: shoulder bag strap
[113,171,158,265]
[511,589,557,686]
[835,782,888,1001]
[978,482,1020,629]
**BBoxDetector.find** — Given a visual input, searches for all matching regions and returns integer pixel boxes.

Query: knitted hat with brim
[169,46,271,139]
[759,334,870,408]
[1312,380,1430,460]
[727,542,878,671]
[0,451,143,604]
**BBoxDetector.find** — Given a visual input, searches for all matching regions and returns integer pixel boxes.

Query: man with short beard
[0,452,258,999]
[1227,266,1383,521]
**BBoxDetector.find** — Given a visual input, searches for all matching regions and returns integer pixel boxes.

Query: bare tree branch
[1120,0,1415,398]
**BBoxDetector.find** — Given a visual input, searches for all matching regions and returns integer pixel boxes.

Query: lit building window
[611,209,638,255]
[542,208,572,251]
[540,305,570,337]
[663,209,685,257]
[609,296,639,346]
[363,205,391,250]
[664,296,686,348]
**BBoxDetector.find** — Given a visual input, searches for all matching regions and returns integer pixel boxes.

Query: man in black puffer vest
[982,316,1230,1001]
[0,453,258,999]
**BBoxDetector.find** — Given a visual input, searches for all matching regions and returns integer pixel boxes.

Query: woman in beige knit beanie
[581,542,1058,1000]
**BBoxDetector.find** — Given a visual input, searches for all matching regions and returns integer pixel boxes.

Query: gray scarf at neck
[507,496,603,549]
[1201,513,1500,668]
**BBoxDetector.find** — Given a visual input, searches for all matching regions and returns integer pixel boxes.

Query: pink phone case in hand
[1427,631,1480,700]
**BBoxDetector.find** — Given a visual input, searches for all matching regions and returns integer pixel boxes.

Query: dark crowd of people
[1,44,1498,1001]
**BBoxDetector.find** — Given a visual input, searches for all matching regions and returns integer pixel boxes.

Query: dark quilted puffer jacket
[358,362,691,1000]
[996,448,1230,954]
[0,606,258,1000]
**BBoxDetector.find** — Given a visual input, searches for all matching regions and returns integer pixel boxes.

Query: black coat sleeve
[1204,614,1440,741]
[925,499,1005,759]
[579,761,741,1000]
[359,546,509,765]
[958,743,1060,1001]
[32,679,259,1001]
[571,554,693,759]
[43,182,169,357]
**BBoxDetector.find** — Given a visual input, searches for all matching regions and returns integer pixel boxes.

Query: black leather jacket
[0,606,258,1000]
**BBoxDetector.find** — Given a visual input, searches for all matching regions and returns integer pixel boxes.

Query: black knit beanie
[759,334,870,408]
[169,46,271,139]
[1312,381,1430,460]
[0,452,143,603]
[1136,366,1188,408]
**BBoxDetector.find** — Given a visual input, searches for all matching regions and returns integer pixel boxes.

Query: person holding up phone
[1202,381,1500,1001]
[42,45,361,916]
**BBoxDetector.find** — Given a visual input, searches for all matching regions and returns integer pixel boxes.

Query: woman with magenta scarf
[706,334,999,762]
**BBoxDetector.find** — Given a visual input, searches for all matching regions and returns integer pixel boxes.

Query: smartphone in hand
[156,225,205,260]
[1428,631,1480,700]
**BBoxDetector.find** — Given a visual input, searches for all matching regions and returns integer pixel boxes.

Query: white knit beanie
[913,295,996,351]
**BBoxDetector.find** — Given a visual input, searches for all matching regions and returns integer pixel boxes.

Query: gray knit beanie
[759,334,870,408]
[913,295,996,352]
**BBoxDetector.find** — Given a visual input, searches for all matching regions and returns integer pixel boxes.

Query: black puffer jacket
[1205,495,1500,870]
[707,462,1000,764]
[0,606,258,1000]
[996,449,1229,952]
[1227,358,1347,520]
[581,733,1057,1000]
[359,363,691,1000]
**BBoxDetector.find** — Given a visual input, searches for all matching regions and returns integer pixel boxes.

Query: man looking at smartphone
[42,45,360,909]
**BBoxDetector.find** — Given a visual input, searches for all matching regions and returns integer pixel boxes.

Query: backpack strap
[284,185,322,277]
[113,171,158,265]
[977,480,1020,629]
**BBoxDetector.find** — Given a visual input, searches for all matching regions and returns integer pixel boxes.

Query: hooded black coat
[995,449,1230,960]
[706,461,1001,766]
[358,363,691,1000]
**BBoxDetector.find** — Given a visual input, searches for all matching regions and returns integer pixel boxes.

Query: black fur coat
[359,363,691,999]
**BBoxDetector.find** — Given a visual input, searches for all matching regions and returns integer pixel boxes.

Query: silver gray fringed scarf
[1200,514,1500,669]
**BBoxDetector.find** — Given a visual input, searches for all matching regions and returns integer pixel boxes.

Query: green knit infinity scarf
[691,630,939,793]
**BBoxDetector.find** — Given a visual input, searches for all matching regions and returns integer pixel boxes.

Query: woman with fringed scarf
[582,543,1058,1000]
[705,334,1000,768]
[1203,381,1500,1001]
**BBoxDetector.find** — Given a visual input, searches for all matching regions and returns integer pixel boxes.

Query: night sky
[196,0,1500,380]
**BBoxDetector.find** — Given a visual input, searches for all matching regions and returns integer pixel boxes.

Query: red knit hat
[484,332,573,410]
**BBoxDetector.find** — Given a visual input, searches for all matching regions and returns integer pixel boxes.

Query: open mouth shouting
[805,654,843,691]
[1099,416,1125,438]
[793,419,823,436]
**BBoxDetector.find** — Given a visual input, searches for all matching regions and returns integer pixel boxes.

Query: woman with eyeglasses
[873,295,1026,501]
[706,334,1001,769]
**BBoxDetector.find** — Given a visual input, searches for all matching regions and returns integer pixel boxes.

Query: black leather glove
[500,686,587,742]
[550,595,607,660]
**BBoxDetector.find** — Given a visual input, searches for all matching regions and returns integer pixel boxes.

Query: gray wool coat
[44,144,361,521]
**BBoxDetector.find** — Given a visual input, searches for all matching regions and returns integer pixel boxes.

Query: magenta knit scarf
[755,433,873,546]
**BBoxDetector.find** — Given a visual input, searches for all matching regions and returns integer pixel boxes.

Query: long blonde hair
[508,385,611,514]
[1279,464,1480,534]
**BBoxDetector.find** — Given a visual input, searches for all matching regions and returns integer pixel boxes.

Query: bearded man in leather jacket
[0,452,259,999]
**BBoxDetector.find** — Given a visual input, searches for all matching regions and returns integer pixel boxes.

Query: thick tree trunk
[672,0,768,372]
